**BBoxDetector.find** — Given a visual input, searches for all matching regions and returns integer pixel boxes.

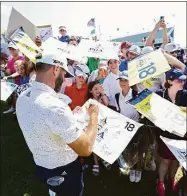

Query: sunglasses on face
[170,50,179,55]
[9,47,16,51]
[177,79,186,83]
[128,52,137,56]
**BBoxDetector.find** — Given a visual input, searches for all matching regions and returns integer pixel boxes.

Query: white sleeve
[103,78,110,99]
[46,100,82,144]
[160,73,166,88]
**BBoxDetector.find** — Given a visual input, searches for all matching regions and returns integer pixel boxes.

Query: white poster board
[10,27,41,63]
[161,137,187,170]
[1,81,18,101]
[42,37,83,62]
[128,49,171,86]
[6,8,40,41]
[129,90,187,137]
[74,99,143,164]
[77,39,119,59]
[37,25,53,42]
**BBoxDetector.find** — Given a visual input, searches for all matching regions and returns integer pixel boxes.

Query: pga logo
[88,43,104,53]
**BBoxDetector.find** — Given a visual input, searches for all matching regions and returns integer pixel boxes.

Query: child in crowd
[87,80,110,175]
[3,60,32,114]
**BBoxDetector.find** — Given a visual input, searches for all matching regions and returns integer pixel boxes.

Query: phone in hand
[160,16,165,22]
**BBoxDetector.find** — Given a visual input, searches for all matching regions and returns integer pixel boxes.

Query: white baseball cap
[128,45,141,55]
[164,43,179,53]
[74,64,89,79]
[98,60,108,70]
[8,42,18,50]
[141,46,154,55]
[59,26,67,31]
[116,71,129,80]
[36,50,74,77]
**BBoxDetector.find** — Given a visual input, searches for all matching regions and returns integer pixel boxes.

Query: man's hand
[87,104,99,118]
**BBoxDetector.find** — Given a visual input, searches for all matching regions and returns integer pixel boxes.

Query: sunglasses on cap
[170,50,179,55]
[8,47,16,51]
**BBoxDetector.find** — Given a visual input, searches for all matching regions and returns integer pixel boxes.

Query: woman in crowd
[3,60,31,114]
[156,68,187,196]
[3,42,24,114]
[87,80,110,175]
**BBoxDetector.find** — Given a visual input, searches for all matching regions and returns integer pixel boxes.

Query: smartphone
[160,16,165,22]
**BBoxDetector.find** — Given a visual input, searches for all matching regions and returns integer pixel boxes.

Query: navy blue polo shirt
[59,35,70,43]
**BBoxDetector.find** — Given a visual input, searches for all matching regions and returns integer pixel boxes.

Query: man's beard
[54,71,64,93]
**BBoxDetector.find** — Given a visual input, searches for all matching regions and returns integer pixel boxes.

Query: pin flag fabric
[10,27,41,64]
[73,99,143,164]
[87,18,95,27]
[128,49,171,86]
[129,89,187,137]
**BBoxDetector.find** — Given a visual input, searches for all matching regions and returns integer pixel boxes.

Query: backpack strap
[132,89,138,98]
[115,93,120,113]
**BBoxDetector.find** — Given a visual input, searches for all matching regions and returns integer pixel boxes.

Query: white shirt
[110,88,140,122]
[16,81,82,169]
[103,72,121,106]
[136,73,166,92]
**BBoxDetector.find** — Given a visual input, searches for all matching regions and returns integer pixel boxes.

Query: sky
[1,1,186,46]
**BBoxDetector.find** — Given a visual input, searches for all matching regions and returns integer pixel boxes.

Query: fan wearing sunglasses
[164,43,180,58]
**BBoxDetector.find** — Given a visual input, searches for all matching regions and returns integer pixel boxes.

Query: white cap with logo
[36,50,74,77]
[164,43,179,53]
[8,42,18,50]
[128,45,141,55]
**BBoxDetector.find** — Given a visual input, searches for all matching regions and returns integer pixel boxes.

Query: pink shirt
[6,56,24,84]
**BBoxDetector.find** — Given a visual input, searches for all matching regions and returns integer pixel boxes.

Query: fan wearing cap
[87,60,108,84]
[59,26,70,43]
[64,65,89,110]
[103,57,121,106]
[119,45,141,72]
[155,68,187,196]
[16,50,99,196]
[5,42,24,83]
[119,42,132,60]
[111,71,140,121]
[164,43,180,58]
[3,42,24,114]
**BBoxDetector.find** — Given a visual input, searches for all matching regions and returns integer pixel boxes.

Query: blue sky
[1,1,186,46]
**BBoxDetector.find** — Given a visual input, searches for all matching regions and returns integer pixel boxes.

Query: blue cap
[117,71,129,80]
[166,68,187,81]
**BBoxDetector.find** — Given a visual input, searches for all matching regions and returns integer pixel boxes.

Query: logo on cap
[53,59,64,66]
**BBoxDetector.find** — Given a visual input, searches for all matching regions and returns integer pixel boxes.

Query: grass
[0,101,183,196]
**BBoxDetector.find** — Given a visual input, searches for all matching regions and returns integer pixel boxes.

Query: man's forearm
[164,53,186,71]
[85,115,98,150]
[145,27,158,47]
[162,28,168,48]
